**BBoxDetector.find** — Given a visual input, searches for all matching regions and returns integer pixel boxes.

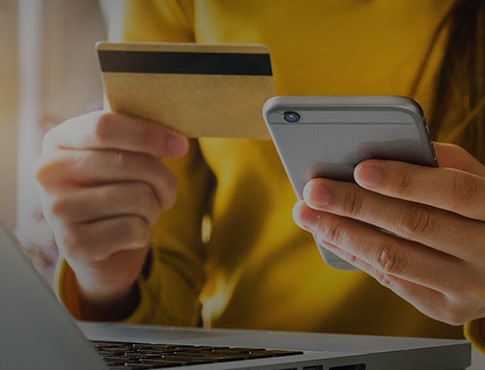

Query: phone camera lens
[282,111,300,123]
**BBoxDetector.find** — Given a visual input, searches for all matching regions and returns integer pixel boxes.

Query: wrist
[65,248,150,321]
[75,278,141,321]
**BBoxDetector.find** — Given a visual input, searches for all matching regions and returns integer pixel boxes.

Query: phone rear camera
[282,111,300,123]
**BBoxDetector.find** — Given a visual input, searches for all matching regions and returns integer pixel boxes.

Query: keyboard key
[91,340,303,369]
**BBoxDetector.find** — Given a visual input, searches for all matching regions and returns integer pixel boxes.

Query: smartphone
[262,96,437,270]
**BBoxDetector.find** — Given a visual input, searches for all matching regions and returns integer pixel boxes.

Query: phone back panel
[263,96,437,269]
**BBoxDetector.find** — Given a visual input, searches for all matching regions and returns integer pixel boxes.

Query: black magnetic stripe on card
[98,50,273,76]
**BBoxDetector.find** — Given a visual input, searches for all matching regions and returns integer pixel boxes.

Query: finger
[46,183,161,226]
[434,142,485,177]
[354,159,485,220]
[34,149,177,209]
[317,241,460,324]
[292,201,468,298]
[55,215,152,263]
[42,111,189,159]
[301,178,484,260]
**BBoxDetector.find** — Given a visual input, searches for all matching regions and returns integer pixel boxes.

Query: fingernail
[165,135,188,157]
[292,201,317,232]
[303,183,330,207]
[355,164,382,187]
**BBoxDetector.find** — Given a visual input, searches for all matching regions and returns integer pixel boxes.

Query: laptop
[0,222,471,369]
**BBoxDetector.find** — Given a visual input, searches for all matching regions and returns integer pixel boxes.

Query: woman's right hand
[32,111,189,319]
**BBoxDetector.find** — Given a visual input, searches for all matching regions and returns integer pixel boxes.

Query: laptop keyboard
[93,340,304,369]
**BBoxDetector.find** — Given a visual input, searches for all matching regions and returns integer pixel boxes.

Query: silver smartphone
[263,96,437,270]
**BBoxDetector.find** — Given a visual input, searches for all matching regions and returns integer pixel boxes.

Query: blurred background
[0,0,124,282]
[0,1,484,368]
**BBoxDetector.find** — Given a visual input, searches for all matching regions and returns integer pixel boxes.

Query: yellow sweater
[59,0,485,349]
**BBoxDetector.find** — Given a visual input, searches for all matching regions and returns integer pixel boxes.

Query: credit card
[97,42,275,139]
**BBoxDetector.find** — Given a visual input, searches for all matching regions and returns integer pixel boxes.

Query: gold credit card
[96,42,275,139]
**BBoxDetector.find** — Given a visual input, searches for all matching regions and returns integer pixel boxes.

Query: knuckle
[131,184,160,221]
[396,169,415,196]
[372,244,406,275]
[345,253,358,266]
[321,217,346,246]
[447,173,477,209]
[109,149,146,173]
[93,112,116,145]
[111,150,132,170]
[133,122,154,147]
[124,217,151,248]
[342,190,363,218]
[395,205,433,238]
[92,218,150,260]
[133,183,156,209]
[56,223,104,263]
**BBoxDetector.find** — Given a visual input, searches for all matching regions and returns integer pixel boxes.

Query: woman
[33,0,485,351]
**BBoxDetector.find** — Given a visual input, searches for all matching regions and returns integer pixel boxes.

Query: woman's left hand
[293,142,485,325]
